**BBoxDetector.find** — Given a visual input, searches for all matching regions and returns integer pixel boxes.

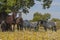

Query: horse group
[22,20,57,31]
[0,13,57,32]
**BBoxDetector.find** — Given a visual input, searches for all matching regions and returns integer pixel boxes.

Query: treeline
[30,12,60,22]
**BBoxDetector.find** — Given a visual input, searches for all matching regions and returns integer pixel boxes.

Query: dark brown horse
[16,17,24,30]
[1,12,23,31]
[1,15,14,31]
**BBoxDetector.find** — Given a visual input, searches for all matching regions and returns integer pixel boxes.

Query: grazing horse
[30,22,39,31]
[23,20,39,31]
[38,20,57,31]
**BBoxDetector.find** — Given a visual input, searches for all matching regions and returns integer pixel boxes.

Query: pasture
[0,27,60,40]
[0,21,60,40]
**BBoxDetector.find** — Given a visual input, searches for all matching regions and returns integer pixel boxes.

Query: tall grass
[0,29,60,40]
[0,21,60,40]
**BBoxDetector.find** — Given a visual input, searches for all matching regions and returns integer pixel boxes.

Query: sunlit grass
[0,28,60,40]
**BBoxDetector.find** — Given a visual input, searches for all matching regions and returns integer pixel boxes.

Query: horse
[0,12,8,31]
[29,22,39,31]
[38,20,57,31]
[23,20,39,31]
[23,20,31,30]
[17,17,24,30]
[1,15,13,32]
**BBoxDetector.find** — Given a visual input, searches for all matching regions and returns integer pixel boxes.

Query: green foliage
[33,12,51,21]
[42,13,51,20]
[51,18,60,22]
[33,12,43,21]
[0,0,53,13]
[0,0,52,20]
[42,0,52,9]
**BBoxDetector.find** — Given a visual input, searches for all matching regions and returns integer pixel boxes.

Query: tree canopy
[0,0,52,13]
[32,12,51,21]
[0,0,53,20]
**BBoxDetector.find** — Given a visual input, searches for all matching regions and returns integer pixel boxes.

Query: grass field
[0,28,60,40]
[0,20,59,40]
[0,22,60,40]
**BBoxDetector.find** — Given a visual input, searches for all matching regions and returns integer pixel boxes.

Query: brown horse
[1,15,14,31]
[5,13,23,31]
[1,12,23,31]
[16,17,24,30]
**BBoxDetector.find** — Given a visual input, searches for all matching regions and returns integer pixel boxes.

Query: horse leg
[1,23,7,32]
[34,26,39,31]
[11,24,15,31]
[17,24,19,31]
[51,27,54,31]
[24,26,27,30]
[53,26,57,32]
[1,24,6,32]
[20,24,23,30]
[44,26,47,31]
[9,24,12,31]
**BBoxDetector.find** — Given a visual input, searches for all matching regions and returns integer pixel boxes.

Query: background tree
[32,12,51,21]
[33,12,43,21]
[51,18,60,22]
[0,0,53,20]
[42,13,51,20]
